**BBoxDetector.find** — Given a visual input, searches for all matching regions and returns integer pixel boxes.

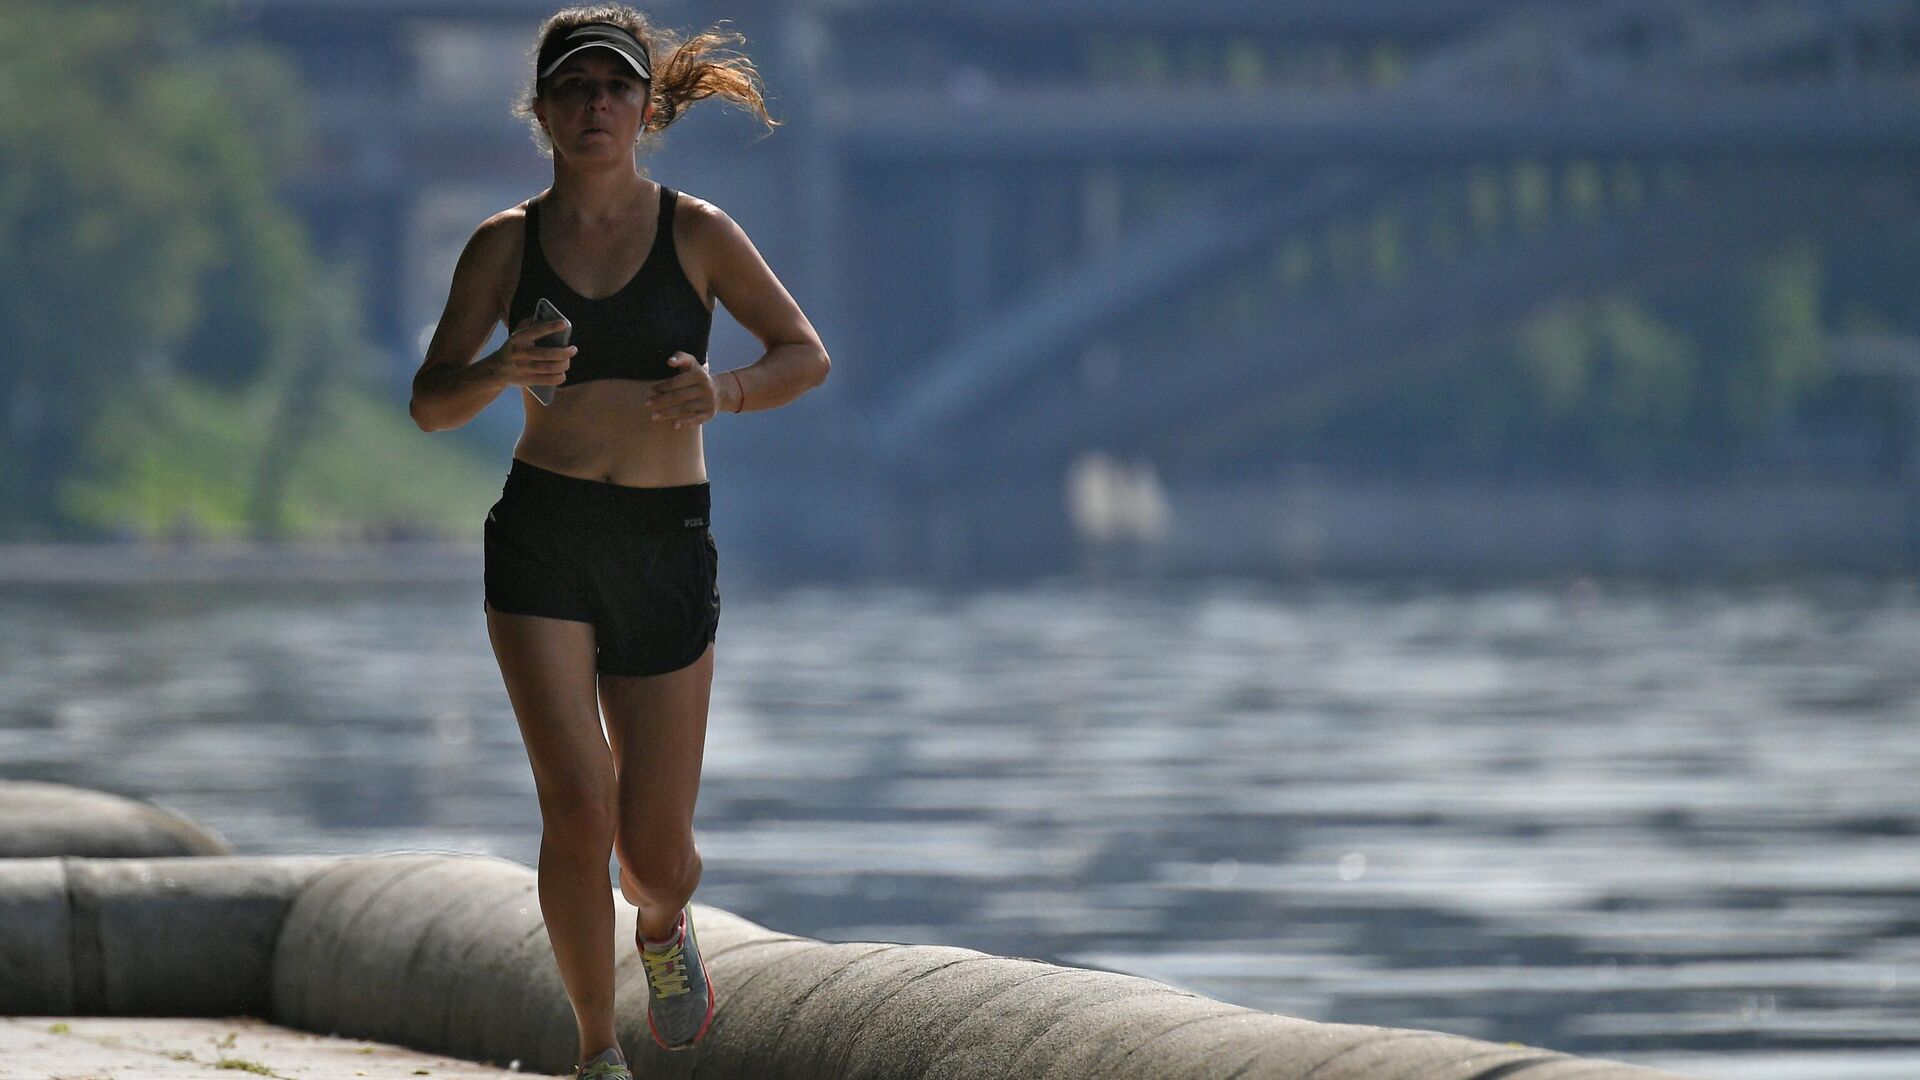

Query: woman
[409,6,827,1076]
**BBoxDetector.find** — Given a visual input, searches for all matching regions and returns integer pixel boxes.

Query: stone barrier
[0,781,1698,1078]
[0,779,231,857]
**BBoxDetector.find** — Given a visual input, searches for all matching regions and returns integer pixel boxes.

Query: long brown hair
[514,4,780,158]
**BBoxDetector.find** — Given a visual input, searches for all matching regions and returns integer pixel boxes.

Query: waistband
[496,457,710,534]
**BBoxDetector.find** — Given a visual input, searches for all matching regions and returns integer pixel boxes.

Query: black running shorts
[483,457,720,676]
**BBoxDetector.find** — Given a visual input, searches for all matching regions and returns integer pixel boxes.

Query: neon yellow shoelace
[578,1060,629,1079]
[642,939,690,998]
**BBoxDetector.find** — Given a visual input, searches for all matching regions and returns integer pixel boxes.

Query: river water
[2,549,1915,1078]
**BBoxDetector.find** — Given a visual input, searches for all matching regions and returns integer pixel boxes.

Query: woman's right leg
[485,600,621,1068]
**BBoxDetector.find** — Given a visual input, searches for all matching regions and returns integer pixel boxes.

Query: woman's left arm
[655,201,830,424]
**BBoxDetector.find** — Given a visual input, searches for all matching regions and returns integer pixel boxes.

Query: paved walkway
[0,1016,545,1079]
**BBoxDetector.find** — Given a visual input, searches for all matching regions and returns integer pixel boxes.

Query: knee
[539,789,618,855]
[618,832,701,898]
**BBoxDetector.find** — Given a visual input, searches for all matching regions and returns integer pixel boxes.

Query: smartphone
[529,297,571,406]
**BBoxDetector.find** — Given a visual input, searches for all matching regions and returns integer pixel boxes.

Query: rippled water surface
[3,560,1917,1079]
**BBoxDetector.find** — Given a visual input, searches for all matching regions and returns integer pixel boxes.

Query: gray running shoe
[573,1046,631,1078]
[639,906,716,1050]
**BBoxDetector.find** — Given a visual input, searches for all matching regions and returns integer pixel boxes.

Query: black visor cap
[537,23,652,83]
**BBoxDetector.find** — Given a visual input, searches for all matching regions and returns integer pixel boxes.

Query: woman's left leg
[599,639,714,940]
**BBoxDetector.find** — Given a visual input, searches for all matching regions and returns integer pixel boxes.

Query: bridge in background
[236,0,1920,576]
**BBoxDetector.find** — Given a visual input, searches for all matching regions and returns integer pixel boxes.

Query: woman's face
[533,48,653,162]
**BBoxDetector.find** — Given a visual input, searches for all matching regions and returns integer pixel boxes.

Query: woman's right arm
[412,212,580,432]
[409,215,516,432]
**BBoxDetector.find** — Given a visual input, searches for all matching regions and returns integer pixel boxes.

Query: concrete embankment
[0,779,232,858]
[0,1014,526,1078]
[0,780,1700,1079]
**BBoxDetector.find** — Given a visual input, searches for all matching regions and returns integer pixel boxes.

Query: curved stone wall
[0,780,231,857]
[0,781,1699,1078]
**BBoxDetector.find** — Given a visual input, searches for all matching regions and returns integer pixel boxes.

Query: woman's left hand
[645,353,715,430]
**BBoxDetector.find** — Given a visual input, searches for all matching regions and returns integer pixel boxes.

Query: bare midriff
[511,375,709,488]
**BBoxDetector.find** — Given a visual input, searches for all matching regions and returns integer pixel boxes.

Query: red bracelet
[730,369,746,413]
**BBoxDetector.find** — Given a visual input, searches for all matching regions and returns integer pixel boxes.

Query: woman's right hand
[489,316,576,389]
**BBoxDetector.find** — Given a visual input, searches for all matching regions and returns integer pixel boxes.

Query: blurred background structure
[2,0,1917,581]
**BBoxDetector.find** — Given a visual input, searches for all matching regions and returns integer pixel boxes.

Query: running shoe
[573,1047,631,1079]
[639,905,716,1050]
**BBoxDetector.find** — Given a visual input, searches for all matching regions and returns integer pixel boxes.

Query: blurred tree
[1512,294,1697,465]
[1490,246,1829,471]
[0,1,417,540]
[1,3,212,535]
[1665,242,1829,443]
[1308,239,1845,477]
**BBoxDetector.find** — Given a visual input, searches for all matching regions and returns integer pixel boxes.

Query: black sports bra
[507,184,712,386]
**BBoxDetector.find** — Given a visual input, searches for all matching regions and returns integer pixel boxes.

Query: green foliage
[276,384,501,539]
[1512,295,1697,463]
[0,1,466,540]
[1689,243,1830,436]
[0,5,222,406]
[60,372,274,540]
[1488,244,1831,467]
[1310,240,1842,474]
[62,371,500,542]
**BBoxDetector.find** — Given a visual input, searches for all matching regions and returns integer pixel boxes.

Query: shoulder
[444,201,535,315]
[669,188,735,244]
[670,189,763,268]
[466,200,536,265]
[668,190,754,305]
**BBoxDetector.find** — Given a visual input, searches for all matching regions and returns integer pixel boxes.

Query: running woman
[409,6,827,1075]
